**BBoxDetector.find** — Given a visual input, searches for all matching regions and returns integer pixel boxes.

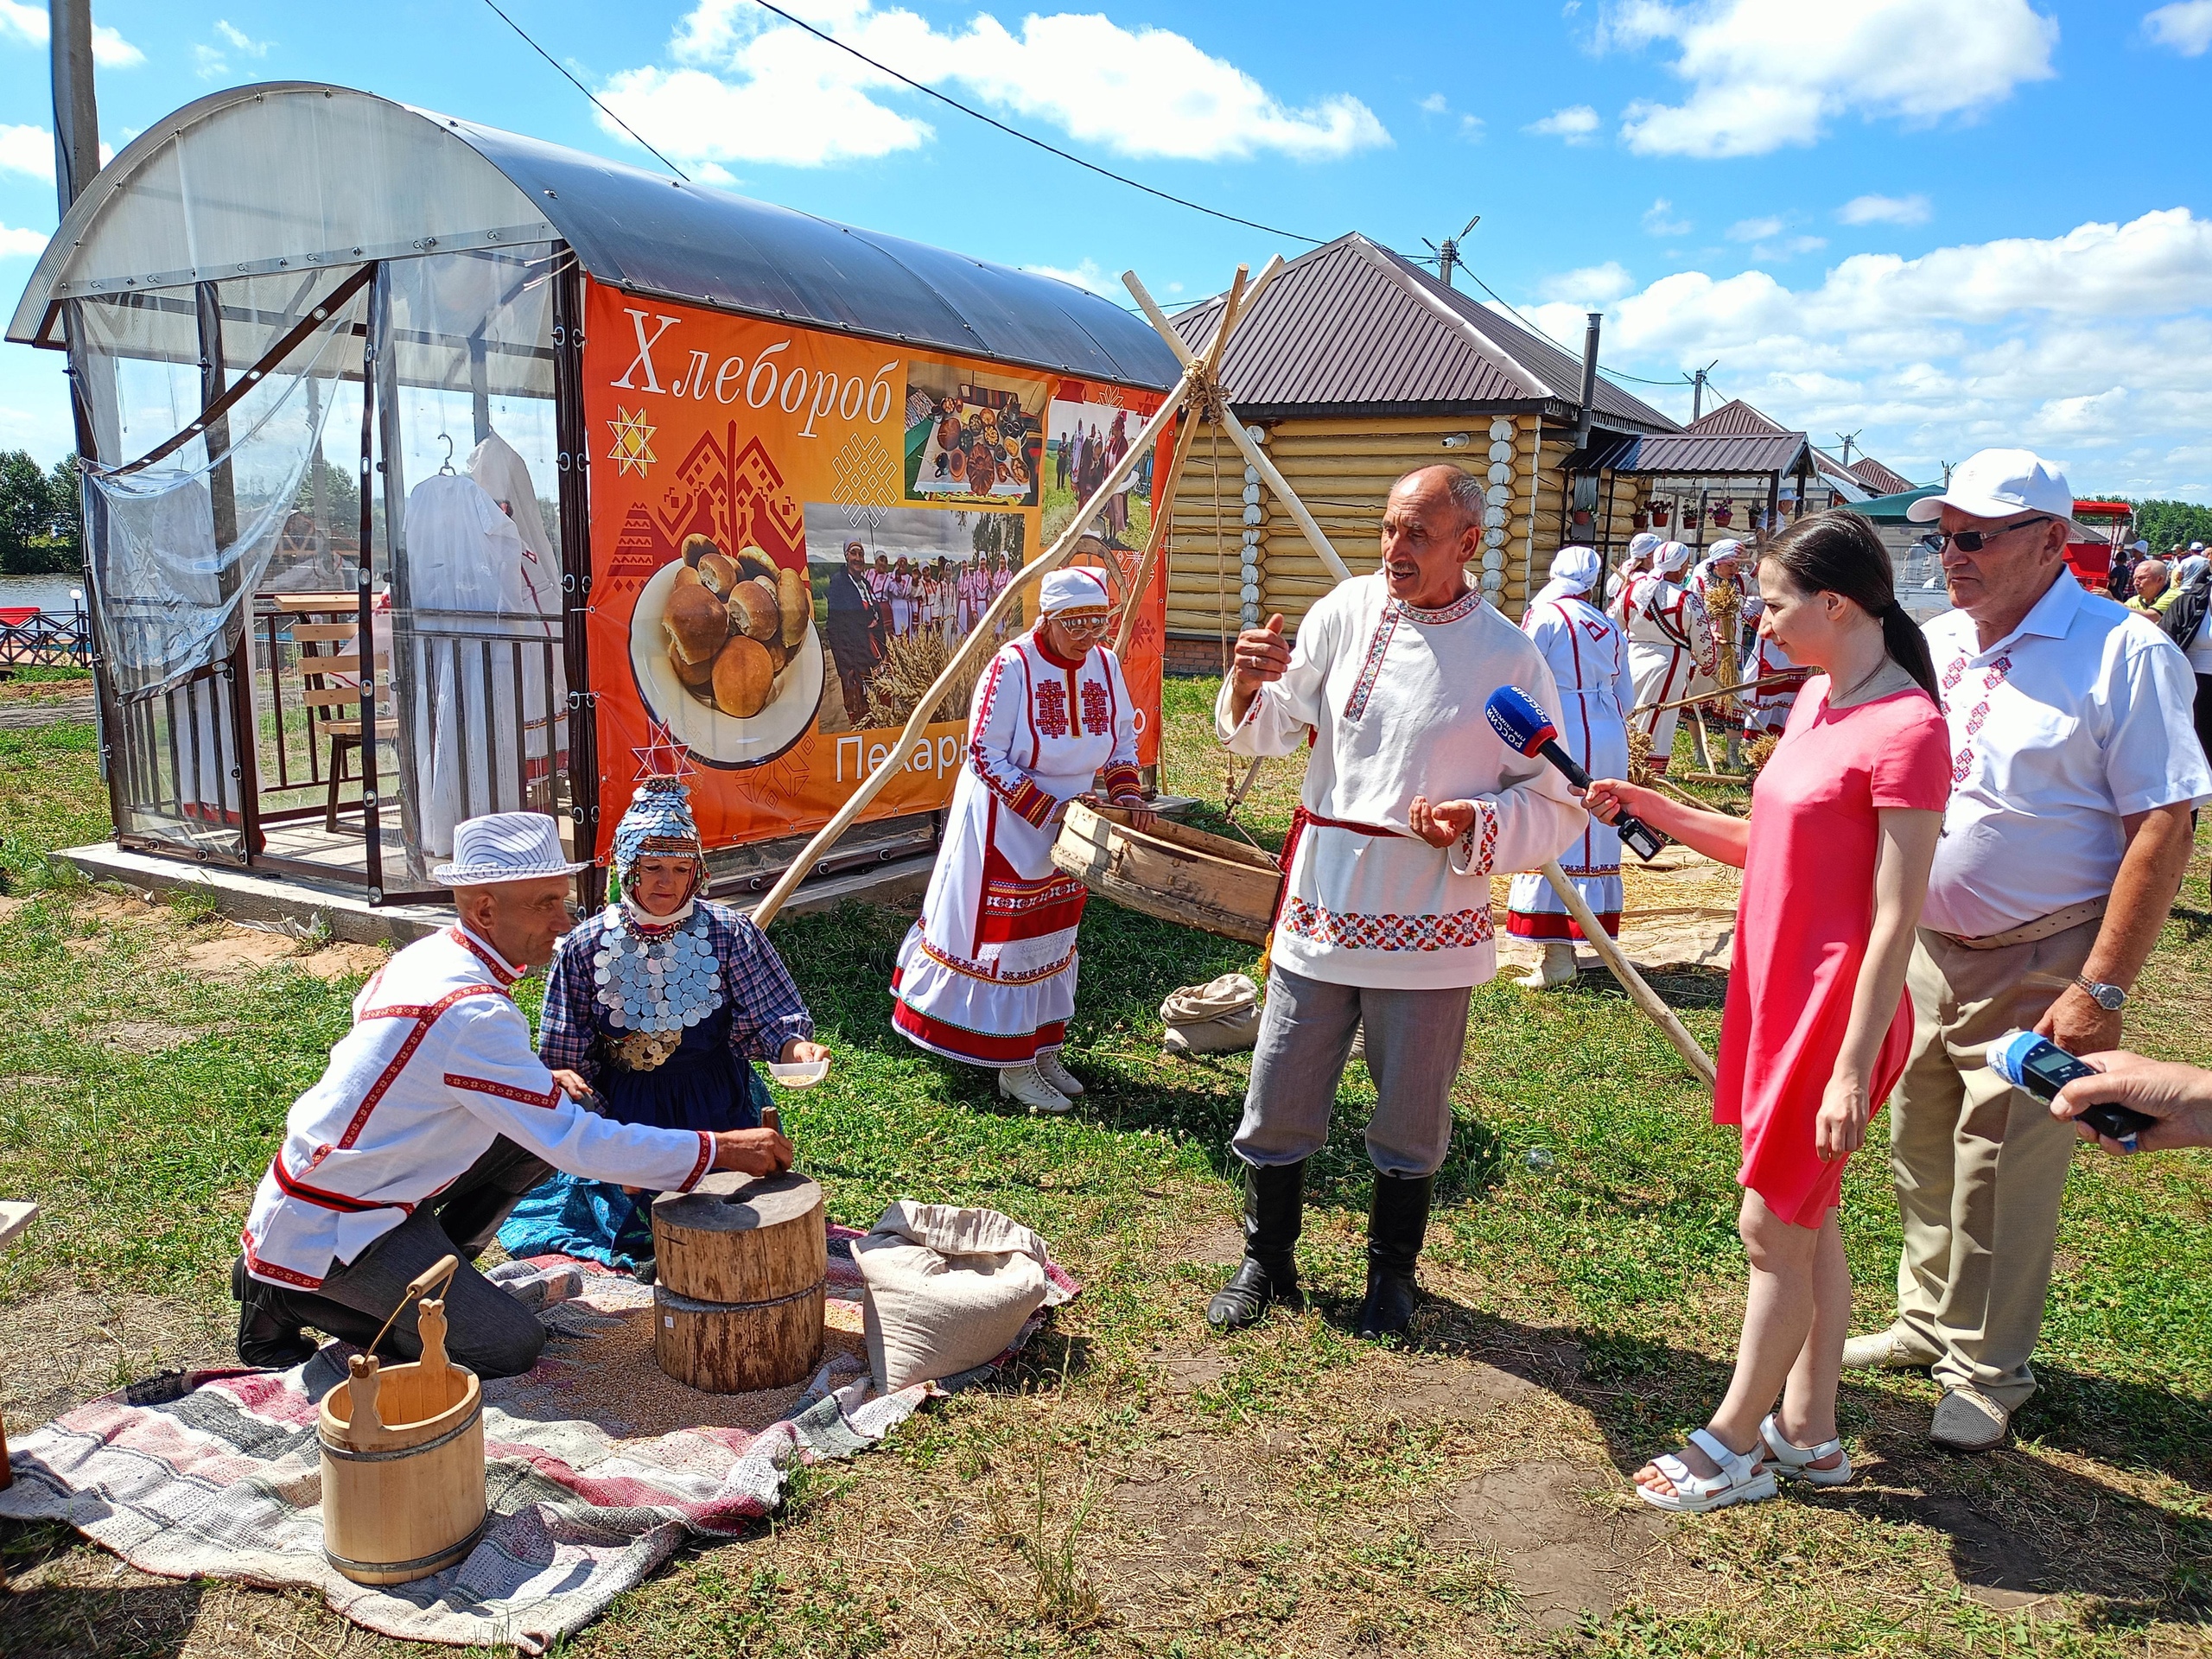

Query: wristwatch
[2073,976,2128,1011]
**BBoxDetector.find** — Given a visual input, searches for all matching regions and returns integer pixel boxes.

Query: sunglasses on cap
[1930,515,2056,553]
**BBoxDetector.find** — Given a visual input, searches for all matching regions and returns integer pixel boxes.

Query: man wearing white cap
[1843,449,2210,1450]
[891,566,1149,1112]
[232,812,794,1377]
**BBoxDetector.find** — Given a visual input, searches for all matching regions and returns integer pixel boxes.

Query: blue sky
[2,0,2209,497]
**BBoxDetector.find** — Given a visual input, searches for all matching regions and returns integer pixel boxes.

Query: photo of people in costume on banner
[580,284,1166,865]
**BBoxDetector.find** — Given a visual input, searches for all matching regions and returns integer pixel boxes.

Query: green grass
[2,684,2210,1657]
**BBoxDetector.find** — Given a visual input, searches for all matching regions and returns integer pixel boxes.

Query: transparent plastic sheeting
[77,269,369,700]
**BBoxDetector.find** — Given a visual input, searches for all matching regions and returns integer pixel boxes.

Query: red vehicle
[2067,499,2134,591]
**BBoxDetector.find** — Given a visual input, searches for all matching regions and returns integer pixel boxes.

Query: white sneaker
[1033,1050,1085,1097]
[999,1063,1073,1114]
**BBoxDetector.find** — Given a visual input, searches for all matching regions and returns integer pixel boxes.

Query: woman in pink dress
[1586,511,1950,1513]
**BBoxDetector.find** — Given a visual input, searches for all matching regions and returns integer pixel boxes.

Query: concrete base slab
[57,842,938,944]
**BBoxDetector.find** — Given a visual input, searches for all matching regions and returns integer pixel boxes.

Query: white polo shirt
[1921,572,2212,939]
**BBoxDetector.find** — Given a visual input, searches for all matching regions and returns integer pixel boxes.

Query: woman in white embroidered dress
[1506,546,1637,988]
[1607,531,1662,629]
[893,568,1152,1112]
[1625,540,1713,774]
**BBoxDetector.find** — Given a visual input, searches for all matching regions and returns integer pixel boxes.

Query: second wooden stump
[651,1170,827,1394]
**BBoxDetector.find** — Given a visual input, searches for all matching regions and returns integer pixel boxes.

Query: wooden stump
[651,1171,827,1394]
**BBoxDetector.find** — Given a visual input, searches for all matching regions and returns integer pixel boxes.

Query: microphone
[1484,684,1668,861]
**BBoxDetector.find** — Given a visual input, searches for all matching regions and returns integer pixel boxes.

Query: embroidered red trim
[270,1151,413,1215]
[447,926,524,987]
[444,1071,562,1109]
[238,1227,327,1290]
[679,1131,714,1192]
[338,984,505,1149]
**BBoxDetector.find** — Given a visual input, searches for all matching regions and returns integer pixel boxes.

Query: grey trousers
[1234,966,1473,1178]
[287,1136,554,1380]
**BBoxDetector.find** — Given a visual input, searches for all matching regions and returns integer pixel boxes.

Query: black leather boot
[1206,1159,1307,1332]
[232,1255,316,1368]
[1354,1172,1434,1340]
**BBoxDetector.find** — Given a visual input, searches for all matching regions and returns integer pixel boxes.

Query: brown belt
[1930,896,2107,952]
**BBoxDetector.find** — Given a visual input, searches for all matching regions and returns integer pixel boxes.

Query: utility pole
[1834,430,1861,469]
[50,0,99,216]
[1423,213,1480,289]
[1942,461,1954,487]
[1686,359,1719,423]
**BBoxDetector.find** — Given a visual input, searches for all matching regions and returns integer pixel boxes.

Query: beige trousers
[1885,918,2097,1409]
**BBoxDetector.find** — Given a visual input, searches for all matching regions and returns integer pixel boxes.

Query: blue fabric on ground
[497,1066,774,1268]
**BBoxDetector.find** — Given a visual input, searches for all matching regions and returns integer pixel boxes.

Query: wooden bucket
[317,1295,486,1586]
[652,1170,827,1394]
[1051,800,1281,945]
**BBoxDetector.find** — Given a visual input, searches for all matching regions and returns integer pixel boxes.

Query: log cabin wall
[1163,413,1558,643]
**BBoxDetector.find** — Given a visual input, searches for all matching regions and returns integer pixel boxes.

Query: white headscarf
[1039,567,1110,615]
[1535,544,1602,607]
[1627,531,1661,563]
[1651,539,1694,579]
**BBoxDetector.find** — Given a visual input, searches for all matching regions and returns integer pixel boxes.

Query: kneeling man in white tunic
[1210,466,1586,1338]
[233,812,793,1378]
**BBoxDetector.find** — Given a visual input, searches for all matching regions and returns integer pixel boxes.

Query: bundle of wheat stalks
[864,627,986,728]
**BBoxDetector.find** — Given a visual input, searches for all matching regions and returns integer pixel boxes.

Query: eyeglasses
[1052,612,1112,634]
[1931,515,2056,553]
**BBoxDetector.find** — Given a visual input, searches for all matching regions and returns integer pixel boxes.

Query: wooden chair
[293,622,395,832]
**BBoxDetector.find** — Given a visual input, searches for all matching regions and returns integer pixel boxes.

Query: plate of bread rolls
[629,534,823,765]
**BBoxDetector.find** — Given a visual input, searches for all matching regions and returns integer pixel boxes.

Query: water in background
[0,573,84,614]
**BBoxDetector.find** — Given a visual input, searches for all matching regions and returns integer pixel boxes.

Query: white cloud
[0,122,49,181]
[1608,0,2056,159]
[0,0,143,67]
[1418,92,1448,114]
[214,20,271,56]
[604,2,1389,168]
[1643,197,1691,237]
[0,222,48,257]
[691,161,740,186]
[2145,0,2212,54]
[1728,215,1784,242]
[1516,207,2212,498]
[1539,262,1636,304]
[1021,258,1121,299]
[193,44,227,79]
[1525,104,1600,143]
[1838,193,1931,226]
[1459,114,1485,140]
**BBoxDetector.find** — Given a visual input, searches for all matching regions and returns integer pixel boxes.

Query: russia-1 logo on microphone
[1484,685,1555,757]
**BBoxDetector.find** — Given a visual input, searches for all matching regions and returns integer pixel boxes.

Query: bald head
[1394,464,1486,536]
[1381,466,1483,608]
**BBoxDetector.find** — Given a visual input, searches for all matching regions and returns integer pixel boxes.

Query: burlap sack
[855,1201,1053,1390]
[1160,972,1261,1056]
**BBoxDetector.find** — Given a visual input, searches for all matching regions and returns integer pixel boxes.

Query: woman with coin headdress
[502,776,830,1268]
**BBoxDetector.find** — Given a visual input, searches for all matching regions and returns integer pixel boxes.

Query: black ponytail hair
[1761,509,1941,703]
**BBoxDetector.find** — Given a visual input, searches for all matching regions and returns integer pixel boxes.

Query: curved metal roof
[10,82,1180,389]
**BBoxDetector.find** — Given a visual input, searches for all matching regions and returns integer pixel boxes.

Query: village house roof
[1172,233,1680,430]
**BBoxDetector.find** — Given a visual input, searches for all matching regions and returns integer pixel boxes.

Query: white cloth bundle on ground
[1160,972,1262,1055]
[855,1202,1057,1390]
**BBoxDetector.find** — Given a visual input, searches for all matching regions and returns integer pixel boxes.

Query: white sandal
[1635,1427,1777,1514]
[1759,1414,1852,1486]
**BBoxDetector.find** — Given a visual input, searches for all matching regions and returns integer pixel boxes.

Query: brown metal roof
[1850,455,1916,494]
[1685,397,1790,436]
[1172,234,1678,430]
[1617,430,1809,476]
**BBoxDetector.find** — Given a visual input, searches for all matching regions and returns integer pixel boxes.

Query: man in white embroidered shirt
[232,813,793,1378]
[1206,465,1585,1340]
[1842,449,2210,1451]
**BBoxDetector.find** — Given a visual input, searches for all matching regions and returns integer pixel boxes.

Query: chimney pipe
[50,0,100,217]
[1574,312,1602,450]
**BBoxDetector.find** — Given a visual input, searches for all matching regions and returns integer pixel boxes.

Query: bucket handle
[365,1253,461,1363]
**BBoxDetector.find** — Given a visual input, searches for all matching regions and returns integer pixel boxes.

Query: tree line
[2121,498,2212,556]
[0,449,82,575]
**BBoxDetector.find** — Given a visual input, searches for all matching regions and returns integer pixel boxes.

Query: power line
[746,0,1324,246]
[1452,263,1692,390]
[477,0,690,181]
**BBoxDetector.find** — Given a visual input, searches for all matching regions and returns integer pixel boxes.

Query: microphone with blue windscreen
[1484,684,1669,861]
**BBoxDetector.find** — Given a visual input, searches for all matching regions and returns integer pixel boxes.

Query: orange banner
[582,281,1165,861]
